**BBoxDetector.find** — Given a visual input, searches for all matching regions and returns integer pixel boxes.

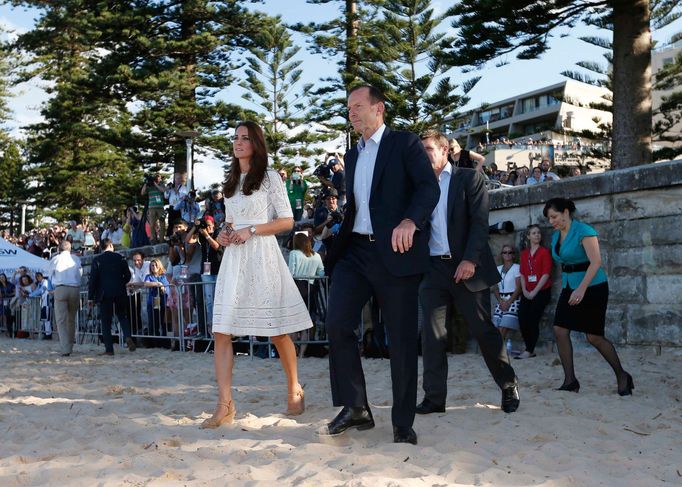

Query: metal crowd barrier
[1,296,44,338]
[8,275,347,359]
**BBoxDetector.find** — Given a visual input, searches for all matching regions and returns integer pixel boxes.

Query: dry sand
[0,337,680,486]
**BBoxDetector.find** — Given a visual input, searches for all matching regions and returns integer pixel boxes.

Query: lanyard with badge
[527,251,538,283]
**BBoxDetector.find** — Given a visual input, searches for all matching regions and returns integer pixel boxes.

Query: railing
[59,277,333,357]
[0,296,46,338]
[3,276,374,360]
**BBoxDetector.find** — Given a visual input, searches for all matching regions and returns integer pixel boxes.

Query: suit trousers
[326,236,421,428]
[100,296,132,353]
[54,286,80,354]
[420,258,516,406]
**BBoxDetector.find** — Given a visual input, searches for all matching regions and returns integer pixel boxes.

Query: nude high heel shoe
[286,388,305,416]
[200,401,236,429]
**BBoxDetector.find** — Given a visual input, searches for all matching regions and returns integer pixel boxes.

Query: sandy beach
[0,336,680,486]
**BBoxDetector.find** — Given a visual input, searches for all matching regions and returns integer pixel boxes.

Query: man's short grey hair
[59,240,71,252]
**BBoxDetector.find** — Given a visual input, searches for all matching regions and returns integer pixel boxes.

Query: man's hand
[454,260,476,283]
[391,219,416,253]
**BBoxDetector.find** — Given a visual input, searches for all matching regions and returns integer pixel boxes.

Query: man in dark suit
[88,238,136,355]
[417,130,519,414]
[319,85,440,445]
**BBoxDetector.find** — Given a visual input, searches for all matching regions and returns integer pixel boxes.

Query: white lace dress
[212,169,313,337]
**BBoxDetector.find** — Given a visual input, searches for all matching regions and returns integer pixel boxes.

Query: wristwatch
[249,225,257,236]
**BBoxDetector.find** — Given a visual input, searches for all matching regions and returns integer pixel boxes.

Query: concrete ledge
[490,159,682,210]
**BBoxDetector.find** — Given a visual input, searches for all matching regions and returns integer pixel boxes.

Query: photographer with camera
[192,215,222,327]
[173,188,201,226]
[141,173,167,244]
[286,165,308,222]
[313,189,343,256]
[204,189,226,226]
[165,173,188,238]
[183,217,207,339]
[318,156,346,208]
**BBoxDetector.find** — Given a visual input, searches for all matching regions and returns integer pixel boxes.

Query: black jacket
[326,126,440,277]
[445,167,500,292]
[88,250,132,301]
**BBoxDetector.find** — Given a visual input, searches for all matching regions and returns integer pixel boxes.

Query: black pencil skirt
[553,282,609,335]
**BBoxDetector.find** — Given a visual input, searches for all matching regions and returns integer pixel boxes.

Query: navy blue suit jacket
[88,251,132,301]
[326,126,439,277]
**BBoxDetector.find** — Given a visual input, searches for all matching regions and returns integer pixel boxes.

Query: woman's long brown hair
[223,121,269,198]
[293,233,314,257]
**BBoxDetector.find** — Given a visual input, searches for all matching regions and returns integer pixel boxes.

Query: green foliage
[240,16,337,167]
[653,50,682,160]
[369,0,479,132]
[292,0,386,131]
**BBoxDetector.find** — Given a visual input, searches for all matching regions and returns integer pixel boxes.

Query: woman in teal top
[544,198,633,396]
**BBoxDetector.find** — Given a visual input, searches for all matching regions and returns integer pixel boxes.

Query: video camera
[194,217,209,230]
[313,163,333,181]
[326,210,343,228]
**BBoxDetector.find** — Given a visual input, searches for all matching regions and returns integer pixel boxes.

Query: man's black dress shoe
[501,382,520,413]
[416,399,445,415]
[393,426,417,445]
[319,406,374,436]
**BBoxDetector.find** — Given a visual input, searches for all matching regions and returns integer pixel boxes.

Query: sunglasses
[501,251,514,255]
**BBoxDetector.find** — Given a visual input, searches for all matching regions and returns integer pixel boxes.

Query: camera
[169,233,181,245]
[489,221,514,235]
[194,218,209,230]
[313,163,333,181]
[326,210,343,228]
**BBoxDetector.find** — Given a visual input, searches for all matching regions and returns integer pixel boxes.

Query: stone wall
[487,160,682,347]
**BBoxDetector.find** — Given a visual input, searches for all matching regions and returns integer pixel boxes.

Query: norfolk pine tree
[6,1,141,223]
[371,0,479,133]
[240,16,334,169]
[443,0,682,169]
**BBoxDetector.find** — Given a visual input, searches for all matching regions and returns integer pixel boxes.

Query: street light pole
[185,138,193,191]
[21,203,27,235]
[174,130,201,191]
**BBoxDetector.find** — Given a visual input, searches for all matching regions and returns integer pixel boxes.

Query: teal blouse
[551,220,608,289]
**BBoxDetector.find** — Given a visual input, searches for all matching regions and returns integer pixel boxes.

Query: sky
[1,0,681,137]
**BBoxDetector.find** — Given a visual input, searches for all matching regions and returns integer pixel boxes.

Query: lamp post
[174,130,201,190]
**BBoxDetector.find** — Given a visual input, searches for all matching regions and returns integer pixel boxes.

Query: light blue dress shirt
[352,124,386,234]
[428,162,452,256]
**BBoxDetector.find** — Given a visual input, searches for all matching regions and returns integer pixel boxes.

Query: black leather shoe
[319,406,375,437]
[415,399,445,415]
[393,426,418,445]
[501,382,520,413]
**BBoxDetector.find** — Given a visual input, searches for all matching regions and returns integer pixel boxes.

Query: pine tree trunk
[345,0,358,92]
[611,0,652,168]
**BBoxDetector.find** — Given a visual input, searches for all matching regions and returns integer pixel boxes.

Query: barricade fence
[4,276,375,358]
[1,295,51,339]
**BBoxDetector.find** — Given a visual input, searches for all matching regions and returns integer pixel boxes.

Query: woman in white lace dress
[200,121,312,429]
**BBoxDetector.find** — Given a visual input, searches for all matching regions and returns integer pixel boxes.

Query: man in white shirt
[66,221,85,253]
[540,159,560,182]
[101,220,124,247]
[49,240,82,356]
[417,130,519,415]
[127,251,150,335]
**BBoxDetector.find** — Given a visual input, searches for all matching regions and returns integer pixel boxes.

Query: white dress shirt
[129,261,151,284]
[352,124,386,234]
[428,162,452,256]
[49,251,82,287]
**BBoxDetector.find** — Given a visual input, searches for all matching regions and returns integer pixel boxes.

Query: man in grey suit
[417,130,519,414]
